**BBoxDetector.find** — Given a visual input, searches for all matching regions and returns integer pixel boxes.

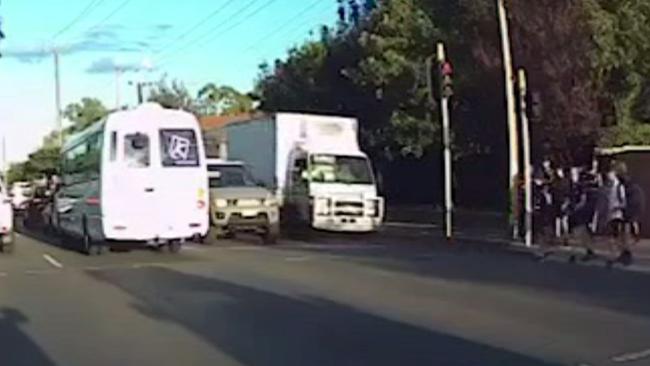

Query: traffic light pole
[497,0,521,240]
[518,69,533,247]
[437,42,453,241]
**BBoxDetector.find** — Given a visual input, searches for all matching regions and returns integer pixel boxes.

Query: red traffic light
[442,62,453,76]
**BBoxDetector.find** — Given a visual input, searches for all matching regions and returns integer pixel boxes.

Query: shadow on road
[0,308,58,366]
[89,267,559,366]
[278,238,650,319]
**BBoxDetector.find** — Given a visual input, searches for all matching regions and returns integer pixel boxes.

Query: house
[200,113,262,158]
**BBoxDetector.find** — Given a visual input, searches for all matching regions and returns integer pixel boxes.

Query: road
[1,227,650,366]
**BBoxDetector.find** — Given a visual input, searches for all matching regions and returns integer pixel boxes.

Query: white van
[0,176,14,253]
[53,103,209,254]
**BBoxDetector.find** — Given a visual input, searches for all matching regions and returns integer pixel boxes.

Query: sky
[0,0,337,164]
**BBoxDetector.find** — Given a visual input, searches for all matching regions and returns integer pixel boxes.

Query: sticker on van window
[160,129,199,167]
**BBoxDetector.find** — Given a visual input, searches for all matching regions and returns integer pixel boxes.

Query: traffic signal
[529,91,542,121]
[440,61,454,98]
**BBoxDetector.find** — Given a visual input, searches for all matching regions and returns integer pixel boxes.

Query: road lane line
[42,254,64,269]
[384,222,439,229]
[285,256,310,262]
[612,348,650,363]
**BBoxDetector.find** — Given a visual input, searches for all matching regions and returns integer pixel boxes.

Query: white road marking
[181,245,204,252]
[42,254,63,269]
[384,222,439,229]
[612,348,650,363]
[285,256,310,262]
[0,272,7,277]
[225,245,266,251]
[24,269,59,276]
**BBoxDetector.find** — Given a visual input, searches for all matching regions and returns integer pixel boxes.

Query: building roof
[200,113,264,130]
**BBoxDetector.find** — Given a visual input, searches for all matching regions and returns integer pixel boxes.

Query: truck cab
[286,150,383,232]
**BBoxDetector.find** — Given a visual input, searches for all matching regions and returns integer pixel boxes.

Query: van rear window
[160,129,199,167]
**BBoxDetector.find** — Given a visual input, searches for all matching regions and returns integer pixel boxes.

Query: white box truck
[223,113,384,232]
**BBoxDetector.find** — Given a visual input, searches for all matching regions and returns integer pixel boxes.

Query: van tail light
[86,197,100,206]
[189,223,201,228]
[197,200,206,209]
[113,225,127,231]
[1,226,7,233]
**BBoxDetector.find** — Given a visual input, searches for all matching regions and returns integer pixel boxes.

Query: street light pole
[53,49,63,147]
[437,42,453,241]
[497,0,520,239]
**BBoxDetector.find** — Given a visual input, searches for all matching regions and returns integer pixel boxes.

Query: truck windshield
[310,155,374,185]
[209,165,257,188]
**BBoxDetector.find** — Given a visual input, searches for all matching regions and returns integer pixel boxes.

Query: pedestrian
[552,168,571,245]
[620,173,645,250]
[602,169,628,266]
[568,166,599,262]
[533,171,555,260]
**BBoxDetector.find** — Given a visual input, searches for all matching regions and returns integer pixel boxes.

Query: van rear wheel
[1,233,15,254]
[167,241,182,253]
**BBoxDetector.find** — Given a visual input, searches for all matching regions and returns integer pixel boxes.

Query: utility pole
[115,67,122,109]
[129,81,155,104]
[518,69,533,247]
[437,42,454,241]
[53,49,63,147]
[497,0,520,239]
[2,136,6,175]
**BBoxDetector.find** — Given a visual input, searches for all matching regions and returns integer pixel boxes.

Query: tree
[196,83,254,116]
[63,97,109,135]
[147,79,198,114]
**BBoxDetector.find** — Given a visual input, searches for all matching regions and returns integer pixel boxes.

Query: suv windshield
[209,165,257,188]
[310,155,374,185]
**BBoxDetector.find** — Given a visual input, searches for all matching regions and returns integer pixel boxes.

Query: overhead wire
[89,0,133,30]
[156,0,279,68]
[154,0,238,54]
[251,4,335,63]
[242,0,324,53]
[52,0,106,39]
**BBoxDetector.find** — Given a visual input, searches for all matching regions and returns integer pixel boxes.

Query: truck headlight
[314,197,332,216]
[264,198,278,207]
[367,199,380,217]
[215,199,228,208]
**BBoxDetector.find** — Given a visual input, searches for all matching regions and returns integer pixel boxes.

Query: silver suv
[207,159,279,244]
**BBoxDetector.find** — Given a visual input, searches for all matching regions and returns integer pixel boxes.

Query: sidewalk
[385,205,650,273]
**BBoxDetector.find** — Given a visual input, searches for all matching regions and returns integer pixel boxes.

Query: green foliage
[197,83,254,116]
[147,79,198,114]
[63,97,109,135]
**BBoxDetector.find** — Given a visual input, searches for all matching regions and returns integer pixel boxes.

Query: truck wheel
[205,227,219,244]
[262,225,279,245]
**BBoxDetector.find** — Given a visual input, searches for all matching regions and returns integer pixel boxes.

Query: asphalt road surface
[1,227,650,366]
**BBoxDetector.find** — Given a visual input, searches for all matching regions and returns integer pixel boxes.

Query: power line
[155,0,238,54]
[90,0,132,30]
[52,0,105,39]
[157,0,277,67]
[243,0,324,53]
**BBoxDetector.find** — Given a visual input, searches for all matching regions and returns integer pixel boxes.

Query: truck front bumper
[311,215,382,233]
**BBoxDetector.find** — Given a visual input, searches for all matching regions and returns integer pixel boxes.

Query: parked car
[10,181,33,213]
[207,159,279,244]
[0,177,15,253]
[22,186,51,230]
